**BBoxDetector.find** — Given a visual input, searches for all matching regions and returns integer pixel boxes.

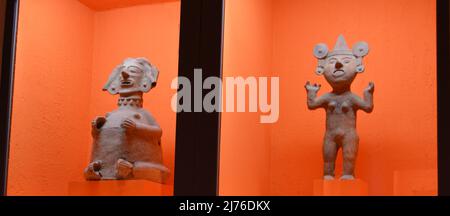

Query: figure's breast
[327,100,352,114]
[93,108,161,164]
[103,109,146,129]
[325,98,357,130]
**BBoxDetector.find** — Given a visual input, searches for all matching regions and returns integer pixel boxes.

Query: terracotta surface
[306,35,373,180]
[221,0,437,196]
[7,0,180,195]
[85,58,169,183]
[89,2,180,195]
[78,0,178,11]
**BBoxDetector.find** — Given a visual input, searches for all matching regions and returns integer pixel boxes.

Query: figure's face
[323,54,358,89]
[119,60,145,94]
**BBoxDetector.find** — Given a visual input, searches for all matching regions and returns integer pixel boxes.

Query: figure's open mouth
[332,70,345,77]
[121,81,133,86]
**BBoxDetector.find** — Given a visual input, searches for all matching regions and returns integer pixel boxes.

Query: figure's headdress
[313,34,369,75]
[103,57,159,95]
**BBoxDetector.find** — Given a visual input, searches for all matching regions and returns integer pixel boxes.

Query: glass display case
[5,0,180,196]
[219,0,437,196]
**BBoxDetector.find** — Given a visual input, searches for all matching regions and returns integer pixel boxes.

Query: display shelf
[313,179,369,196]
[68,180,166,196]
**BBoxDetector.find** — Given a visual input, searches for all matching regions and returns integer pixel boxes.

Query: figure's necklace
[118,95,143,108]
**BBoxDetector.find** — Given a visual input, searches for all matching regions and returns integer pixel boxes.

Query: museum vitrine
[1,0,448,197]
[3,0,181,196]
[219,0,438,196]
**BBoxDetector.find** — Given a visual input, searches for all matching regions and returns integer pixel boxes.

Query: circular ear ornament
[356,65,365,73]
[109,87,118,94]
[313,43,329,59]
[315,59,326,75]
[352,42,369,57]
[150,66,159,88]
[141,78,152,93]
[316,66,325,75]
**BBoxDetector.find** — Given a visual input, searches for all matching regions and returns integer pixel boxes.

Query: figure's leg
[323,135,338,180]
[84,160,103,180]
[133,162,170,184]
[341,133,359,180]
[115,158,134,179]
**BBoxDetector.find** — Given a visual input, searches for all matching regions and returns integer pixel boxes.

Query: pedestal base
[68,180,164,196]
[313,179,368,196]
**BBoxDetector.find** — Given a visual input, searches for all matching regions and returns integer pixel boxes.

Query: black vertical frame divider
[174,0,224,196]
[0,0,18,196]
[437,0,450,196]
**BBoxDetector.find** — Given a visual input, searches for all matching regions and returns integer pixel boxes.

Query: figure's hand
[92,116,106,131]
[84,160,102,180]
[305,81,321,92]
[121,118,138,133]
[365,82,375,94]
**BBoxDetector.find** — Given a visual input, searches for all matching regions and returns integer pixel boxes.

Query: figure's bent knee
[133,162,170,184]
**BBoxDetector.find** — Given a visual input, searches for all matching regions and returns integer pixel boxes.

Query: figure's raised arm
[352,82,374,113]
[305,81,327,110]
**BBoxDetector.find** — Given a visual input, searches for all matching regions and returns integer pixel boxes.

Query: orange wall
[221,0,437,196]
[89,2,180,195]
[78,0,179,11]
[7,0,179,195]
[8,0,94,195]
[220,0,273,196]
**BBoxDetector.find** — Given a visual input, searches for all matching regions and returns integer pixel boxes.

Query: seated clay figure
[305,35,374,181]
[84,57,169,183]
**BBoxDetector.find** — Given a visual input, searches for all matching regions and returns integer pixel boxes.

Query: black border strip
[437,0,450,196]
[0,0,18,196]
[174,0,224,196]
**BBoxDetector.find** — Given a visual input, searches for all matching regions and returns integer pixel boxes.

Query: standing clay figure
[84,57,170,184]
[305,35,374,180]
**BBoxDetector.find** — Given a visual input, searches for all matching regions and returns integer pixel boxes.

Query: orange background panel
[7,0,180,195]
[220,0,273,196]
[393,169,437,196]
[7,0,94,196]
[221,0,437,196]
